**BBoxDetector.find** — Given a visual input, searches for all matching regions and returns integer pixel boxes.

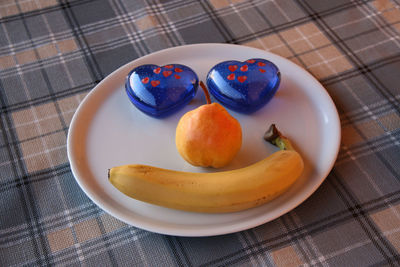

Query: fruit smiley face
[125,64,198,117]
[206,58,280,113]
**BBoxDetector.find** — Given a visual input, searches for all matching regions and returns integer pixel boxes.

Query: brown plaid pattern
[1,0,399,266]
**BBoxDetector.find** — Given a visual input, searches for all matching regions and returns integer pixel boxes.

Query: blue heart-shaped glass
[126,64,199,117]
[206,58,280,113]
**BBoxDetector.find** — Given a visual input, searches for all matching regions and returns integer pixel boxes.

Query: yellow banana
[108,125,304,213]
[109,150,303,213]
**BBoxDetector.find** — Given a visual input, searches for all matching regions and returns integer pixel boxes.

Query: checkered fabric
[1,0,399,266]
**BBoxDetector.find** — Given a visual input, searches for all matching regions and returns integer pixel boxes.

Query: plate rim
[67,43,341,236]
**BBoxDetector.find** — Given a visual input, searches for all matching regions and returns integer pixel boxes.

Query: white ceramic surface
[67,43,341,236]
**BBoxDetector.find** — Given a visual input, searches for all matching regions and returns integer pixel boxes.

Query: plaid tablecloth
[1,0,400,266]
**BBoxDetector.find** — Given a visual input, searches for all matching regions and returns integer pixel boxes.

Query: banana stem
[264,124,294,151]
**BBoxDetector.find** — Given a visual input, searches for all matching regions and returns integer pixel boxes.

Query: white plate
[67,44,340,237]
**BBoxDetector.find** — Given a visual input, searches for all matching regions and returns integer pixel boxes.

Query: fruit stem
[199,81,212,104]
[264,124,294,151]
